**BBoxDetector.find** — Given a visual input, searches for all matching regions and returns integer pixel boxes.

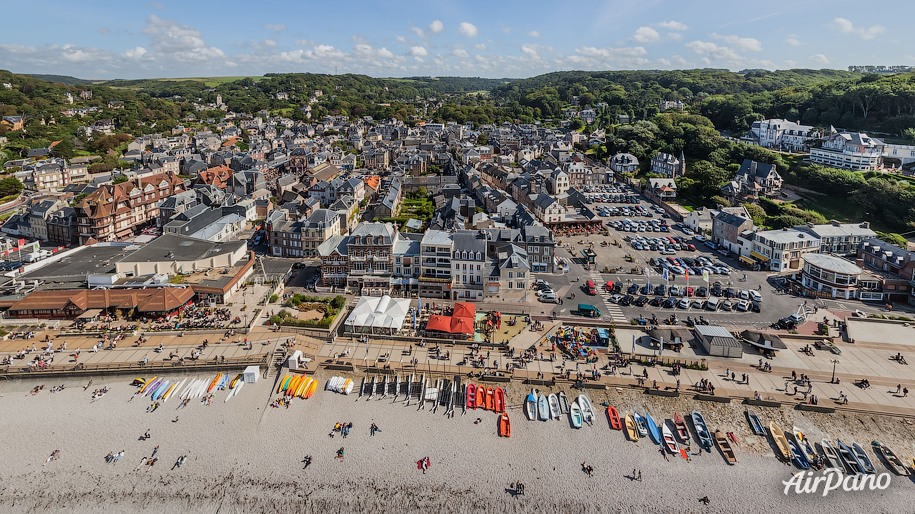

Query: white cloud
[459,22,478,37]
[685,40,741,61]
[410,46,428,57]
[429,20,443,33]
[809,53,831,65]
[98,27,111,35]
[125,46,148,59]
[143,15,224,61]
[711,33,762,52]
[685,40,774,68]
[832,17,884,40]
[474,43,486,50]
[786,35,801,47]
[395,35,407,43]
[632,26,661,43]
[411,27,425,38]
[521,44,540,59]
[264,24,286,32]
[657,20,687,31]
[452,48,469,58]
[528,30,541,38]
[569,46,650,68]
[354,43,394,59]
[263,39,277,48]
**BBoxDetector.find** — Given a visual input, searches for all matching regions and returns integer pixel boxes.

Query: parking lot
[539,182,811,327]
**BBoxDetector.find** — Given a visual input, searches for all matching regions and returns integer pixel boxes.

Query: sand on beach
[1,370,914,514]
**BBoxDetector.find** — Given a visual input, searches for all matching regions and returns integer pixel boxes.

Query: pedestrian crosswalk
[590,271,628,324]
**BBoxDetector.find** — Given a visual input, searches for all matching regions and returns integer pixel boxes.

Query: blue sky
[0,0,906,79]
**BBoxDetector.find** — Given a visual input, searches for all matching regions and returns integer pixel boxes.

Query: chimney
[855,258,864,268]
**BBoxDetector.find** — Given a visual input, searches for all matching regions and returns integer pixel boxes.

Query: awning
[750,251,770,262]
[739,255,755,265]
[743,338,781,351]
[77,308,103,319]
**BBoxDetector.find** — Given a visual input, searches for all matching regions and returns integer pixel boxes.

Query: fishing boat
[872,441,911,476]
[493,387,505,413]
[837,440,863,474]
[662,421,680,454]
[558,391,569,414]
[817,440,844,470]
[577,395,594,425]
[570,401,583,429]
[606,405,622,430]
[787,436,811,470]
[745,409,765,436]
[624,414,639,442]
[498,413,511,438]
[548,394,561,420]
[690,411,713,450]
[633,412,649,438]
[524,390,537,421]
[852,442,876,474]
[466,383,476,410]
[768,422,792,461]
[673,413,691,444]
[537,393,550,421]
[645,412,662,444]
[714,430,737,465]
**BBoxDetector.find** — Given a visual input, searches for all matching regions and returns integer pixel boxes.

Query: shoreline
[2,370,914,513]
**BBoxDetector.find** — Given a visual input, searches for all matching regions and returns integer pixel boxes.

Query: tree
[476,132,490,145]
[569,118,585,131]
[877,231,908,248]
[0,177,23,198]
[112,175,128,184]
[742,203,767,227]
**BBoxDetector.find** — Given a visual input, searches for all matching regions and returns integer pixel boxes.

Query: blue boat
[633,412,649,438]
[690,411,714,450]
[645,412,662,444]
[837,440,863,474]
[788,437,811,469]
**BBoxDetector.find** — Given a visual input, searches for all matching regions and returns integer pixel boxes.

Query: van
[585,280,597,295]
[577,304,601,318]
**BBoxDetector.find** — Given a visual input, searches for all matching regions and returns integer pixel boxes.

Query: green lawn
[790,191,897,232]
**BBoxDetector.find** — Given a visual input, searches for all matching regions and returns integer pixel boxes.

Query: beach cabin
[595,327,612,347]
[693,325,743,358]
[577,304,600,318]
[243,365,260,383]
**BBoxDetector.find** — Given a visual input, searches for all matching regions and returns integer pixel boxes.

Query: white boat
[548,393,561,420]
[537,393,550,421]
[570,401,583,429]
[558,391,570,414]
[662,420,680,454]
[524,390,537,421]
[577,394,594,425]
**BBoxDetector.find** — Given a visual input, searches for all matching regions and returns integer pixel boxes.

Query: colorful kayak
[278,375,291,394]
[138,376,159,394]
[304,377,318,399]
[494,387,505,413]
[498,413,511,437]
[606,405,622,430]
[466,383,476,410]
[207,373,223,393]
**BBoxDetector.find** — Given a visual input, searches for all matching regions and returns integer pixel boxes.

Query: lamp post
[830,359,839,384]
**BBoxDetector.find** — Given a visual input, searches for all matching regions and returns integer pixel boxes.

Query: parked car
[748,290,762,303]
[705,298,720,311]
[735,300,750,312]
[635,295,650,306]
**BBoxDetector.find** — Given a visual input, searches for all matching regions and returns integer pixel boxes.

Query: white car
[748,290,762,302]
[539,293,558,303]
[608,294,624,304]
[536,289,555,298]
[735,300,750,312]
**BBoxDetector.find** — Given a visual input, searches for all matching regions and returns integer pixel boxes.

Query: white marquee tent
[343,295,413,335]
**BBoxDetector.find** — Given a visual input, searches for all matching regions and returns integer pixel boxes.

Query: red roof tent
[426,314,475,335]
[452,302,476,320]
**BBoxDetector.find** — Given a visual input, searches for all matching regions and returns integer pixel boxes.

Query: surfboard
[138,376,159,394]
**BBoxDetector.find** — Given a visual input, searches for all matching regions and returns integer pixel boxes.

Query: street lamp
[830,359,839,384]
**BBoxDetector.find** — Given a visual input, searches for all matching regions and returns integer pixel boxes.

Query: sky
[0,0,908,79]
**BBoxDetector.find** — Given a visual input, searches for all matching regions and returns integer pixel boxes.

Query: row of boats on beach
[134,372,244,403]
[749,408,913,476]
[521,389,738,464]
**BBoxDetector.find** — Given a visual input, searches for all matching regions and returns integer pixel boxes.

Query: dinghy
[498,413,511,437]
[493,387,505,413]
[788,436,811,470]
[817,440,843,470]
[837,440,863,474]
[577,394,594,425]
[768,422,791,461]
[673,413,690,444]
[715,430,737,465]
[624,414,639,442]
[466,384,476,410]
[548,394,561,420]
[606,405,622,430]
[872,441,911,476]
[852,442,876,474]
[537,393,550,421]
[558,391,569,414]
[485,387,494,411]
[745,409,764,436]
[524,390,537,421]
[645,412,662,444]
[570,400,583,429]
[633,412,649,438]
[474,383,485,409]
[690,411,713,450]
[662,420,679,454]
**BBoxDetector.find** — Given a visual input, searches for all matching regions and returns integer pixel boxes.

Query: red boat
[673,413,691,444]
[493,387,505,413]
[498,413,511,437]
[606,405,622,430]
[475,384,485,409]
[485,387,494,411]
[466,383,476,410]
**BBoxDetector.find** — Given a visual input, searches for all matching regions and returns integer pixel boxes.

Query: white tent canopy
[344,295,413,334]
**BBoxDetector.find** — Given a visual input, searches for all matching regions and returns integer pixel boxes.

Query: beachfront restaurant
[342,295,413,335]
[693,325,743,358]
[423,302,476,339]
[646,328,687,353]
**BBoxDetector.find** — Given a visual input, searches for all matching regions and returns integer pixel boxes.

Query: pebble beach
[2,371,914,514]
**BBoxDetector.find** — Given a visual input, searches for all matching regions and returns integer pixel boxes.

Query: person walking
[904,388,909,398]
[151,445,159,458]
[896,384,902,394]
[637,470,642,481]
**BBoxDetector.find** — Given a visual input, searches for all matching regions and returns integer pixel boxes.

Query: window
[508,272,514,279]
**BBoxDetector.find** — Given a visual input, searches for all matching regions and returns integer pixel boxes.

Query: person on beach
[303,455,313,469]
[45,450,60,464]
[151,445,159,458]
[637,470,642,481]
[134,457,149,471]
[336,447,345,460]
[699,496,710,505]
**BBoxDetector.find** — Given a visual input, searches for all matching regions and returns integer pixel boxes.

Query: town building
[748,228,821,271]
[810,132,885,170]
[743,119,818,151]
[650,151,685,178]
[800,253,862,300]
